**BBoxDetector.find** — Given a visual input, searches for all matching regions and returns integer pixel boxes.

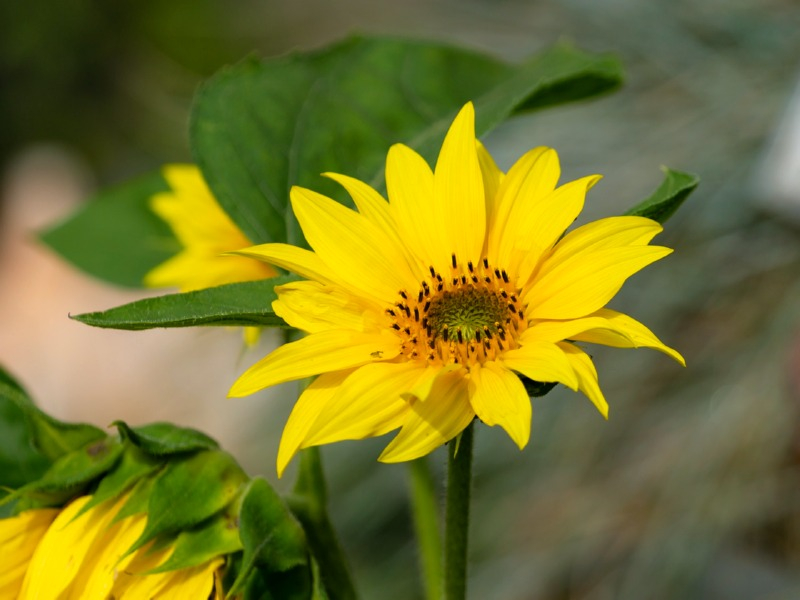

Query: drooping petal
[558,342,609,418]
[468,362,531,449]
[501,340,579,390]
[571,308,685,365]
[386,143,448,272]
[433,102,486,264]
[228,330,400,397]
[523,308,685,365]
[272,280,374,333]
[487,146,559,268]
[305,362,427,446]
[291,186,417,304]
[277,370,353,477]
[232,243,340,287]
[526,245,673,320]
[379,368,474,463]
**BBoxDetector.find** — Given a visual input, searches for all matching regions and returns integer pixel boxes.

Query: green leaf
[149,505,242,573]
[40,171,179,288]
[71,276,297,331]
[0,369,106,462]
[129,450,247,553]
[229,478,310,597]
[191,36,623,246]
[114,421,219,456]
[625,167,699,224]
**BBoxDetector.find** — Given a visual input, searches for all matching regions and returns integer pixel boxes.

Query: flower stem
[408,458,443,600]
[444,422,474,600]
[290,447,358,600]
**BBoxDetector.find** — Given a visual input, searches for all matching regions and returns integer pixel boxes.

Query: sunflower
[144,164,276,292]
[229,102,684,475]
[0,494,223,599]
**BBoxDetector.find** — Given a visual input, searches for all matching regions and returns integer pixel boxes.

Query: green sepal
[228,478,310,598]
[0,368,106,463]
[625,167,699,224]
[191,36,623,246]
[0,367,50,490]
[114,420,219,456]
[148,504,243,574]
[520,379,558,398]
[6,437,123,513]
[74,445,161,520]
[127,450,248,554]
[39,170,178,288]
[113,472,157,522]
[71,276,297,331]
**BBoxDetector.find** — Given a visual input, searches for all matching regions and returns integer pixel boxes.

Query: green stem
[290,447,357,600]
[444,422,474,600]
[407,458,443,600]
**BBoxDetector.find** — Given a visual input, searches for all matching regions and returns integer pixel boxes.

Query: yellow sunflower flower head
[229,102,685,476]
[144,164,276,292]
[0,494,223,599]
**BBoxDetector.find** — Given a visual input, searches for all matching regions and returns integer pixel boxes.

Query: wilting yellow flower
[1,495,222,599]
[144,164,276,292]
[229,102,684,475]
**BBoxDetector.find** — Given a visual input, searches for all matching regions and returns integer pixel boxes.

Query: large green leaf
[113,421,219,456]
[40,171,179,288]
[191,36,622,246]
[71,275,296,330]
[625,167,699,224]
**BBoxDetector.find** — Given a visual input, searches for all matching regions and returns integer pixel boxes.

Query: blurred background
[2,0,800,598]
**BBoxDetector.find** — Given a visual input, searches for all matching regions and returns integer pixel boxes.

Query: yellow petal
[476,139,503,219]
[546,215,663,265]
[228,330,400,397]
[513,175,603,284]
[526,245,673,320]
[112,549,222,599]
[324,171,426,281]
[571,308,685,366]
[272,280,373,333]
[379,368,474,462]
[386,143,449,272]
[501,340,579,390]
[0,508,58,595]
[558,342,609,418]
[232,242,339,287]
[305,362,426,446]
[487,146,559,268]
[433,102,486,265]
[468,362,531,449]
[291,186,416,304]
[19,496,117,598]
[277,369,354,477]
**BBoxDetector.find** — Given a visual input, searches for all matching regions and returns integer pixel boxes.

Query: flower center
[387,255,527,366]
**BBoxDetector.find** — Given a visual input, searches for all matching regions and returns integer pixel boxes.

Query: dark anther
[418,291,424,302]
[510,294,517,302]
[392,323,401,330]
[451,254,457,268]
[494,268,501,279]
[468,261,474,272]
[475,330,482,342]
[414,308,420,321]
[483,325,493,339]
[429,266,436,277]
[508,303,516,311]
[484,276,492,283]
[500,290,508,298]
[404,327,411,335]
[483,257,489,269]
[436,273,443,282]
[456,329,464,343]
[403,306,411,317]
[518,310,525,319]
[437,283,444,292]
[472,275,479,283]
[426,324,432,337]
[442,326,449,342]
[386,309,396,316]
[452,277,459,286]
[461,275,467,285]
[400,290,408,299]
[428,339,436,349]
[501,270,509,283]
[423,300,431,312]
